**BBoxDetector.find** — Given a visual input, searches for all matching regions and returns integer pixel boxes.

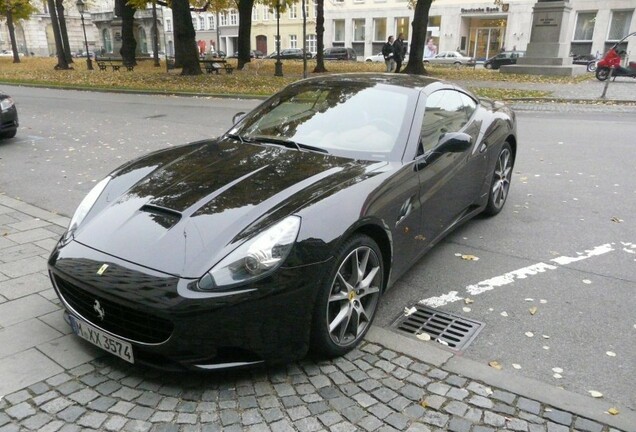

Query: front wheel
[311,235,384,358]
[587,61,597,73]
[484,63,492,69]
[596,67,610,81]
[484,142,514,216]
[0,129,16,139]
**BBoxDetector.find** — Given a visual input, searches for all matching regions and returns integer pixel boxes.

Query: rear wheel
[587,61,597,72]
[484,63,492,69]
[596,67,610,81]
[0,129,16,139]
[484,142,514,216]
[311,235,383,358]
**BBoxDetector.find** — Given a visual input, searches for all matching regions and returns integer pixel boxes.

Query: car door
[414,89,485,244]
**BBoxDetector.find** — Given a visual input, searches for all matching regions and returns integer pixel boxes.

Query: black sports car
[0,92,18,139]
[49,74,517,370]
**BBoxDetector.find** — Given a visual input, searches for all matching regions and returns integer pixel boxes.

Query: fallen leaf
[543,346,550,350]
[542,335,550,339]
[606,351,616,357]
[404,306,417,316]
[416,332,431,341]
[419,399,429,408]
[582,279,592,284]
[489,361,503,370]
[529,307,538,315]
[539,299,548,304]
[464,298,474,304]
[553,373,562,379]
[462,307,471,313]
[525,332,534,338]
[610,217,623,223]
[436,339,449,346]
[588,390,603,398]
[461,254,479,261]
[500,311,508,317]
[512,363,522,370]
[608,407,619,415]
[552,367,563,373]
[524,298,534,302]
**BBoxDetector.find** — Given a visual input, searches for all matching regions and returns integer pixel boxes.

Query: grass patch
[0,57,590,98]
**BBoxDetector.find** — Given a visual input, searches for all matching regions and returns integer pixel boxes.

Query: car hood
[75,138,380,278]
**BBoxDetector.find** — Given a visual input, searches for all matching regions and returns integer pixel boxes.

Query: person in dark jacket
[382,36,395,72]
[393,33,407,73]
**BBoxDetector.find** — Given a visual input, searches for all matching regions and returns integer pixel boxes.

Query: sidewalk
[1,194,635,432]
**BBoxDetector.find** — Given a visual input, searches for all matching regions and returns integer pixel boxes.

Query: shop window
[608,10,633,41]
[334,20,345,42]
[573,12,596,41]
[353,19,365,42]
[396,17,409,39]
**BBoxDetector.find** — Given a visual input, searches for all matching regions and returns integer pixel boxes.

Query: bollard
[600,66,615,99]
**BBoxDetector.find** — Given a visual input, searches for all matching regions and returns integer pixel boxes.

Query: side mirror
[436,132,472,154]
[232,112,246,124]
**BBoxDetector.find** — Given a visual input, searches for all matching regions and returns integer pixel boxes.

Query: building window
[290,34,297,48]
[334,0,344,3]
[208,16,215,30]
[263,7,269,21]
[353,19,365,42]
[573,12,596,41]
[608,10,633,40]
[313,1,317,19]
[102,29,112,52]
[304,2,309,18]
[220,12,228,26]
[373,18,386,42]
[199,16,205,30]
[334,20,345,42]
[229,10,238,26]
[396,17,409,39]
[289,4,298,19]
[252,7,258,21]
[166,19,172,32]
[192,18,198,31]
[307,34,316,53]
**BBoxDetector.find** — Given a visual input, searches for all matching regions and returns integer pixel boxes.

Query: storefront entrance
[466,18,507,61]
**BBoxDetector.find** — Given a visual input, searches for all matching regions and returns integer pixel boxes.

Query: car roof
[293,73,452,94]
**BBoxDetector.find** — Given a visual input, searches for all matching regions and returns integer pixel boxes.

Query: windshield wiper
[226,133,245,144]
[247,136,328,154]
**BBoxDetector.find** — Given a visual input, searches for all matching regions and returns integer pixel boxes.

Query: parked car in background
[323,47,357,61]
[268,48,312,60]
[0,50,23,57]
[423,51,475,66]
[484,51,525,70]
[48,73,517,370]
[0,92,18,139]
[208,50,226,58]
[571,53,598,72]
[365,52,409,63]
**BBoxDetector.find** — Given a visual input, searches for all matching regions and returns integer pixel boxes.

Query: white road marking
[419,243,617,308]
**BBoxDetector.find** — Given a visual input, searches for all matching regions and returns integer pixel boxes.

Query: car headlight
[62,176,111,244]
[0,97,14,112]
[198,216,301,291]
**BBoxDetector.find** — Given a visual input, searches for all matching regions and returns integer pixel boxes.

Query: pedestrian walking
[382,36,395,72]
[393,33,407,73]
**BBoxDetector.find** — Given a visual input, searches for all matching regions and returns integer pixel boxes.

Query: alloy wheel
[326,246,381,347]
[491,146,512,210]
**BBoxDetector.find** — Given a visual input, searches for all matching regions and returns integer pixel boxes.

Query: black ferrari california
[49,74,517,370]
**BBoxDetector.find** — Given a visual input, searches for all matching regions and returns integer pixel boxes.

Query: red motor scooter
[595,31,636,81]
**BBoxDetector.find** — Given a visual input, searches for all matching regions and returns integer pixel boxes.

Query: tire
[484,63,492,69]
[587,61,597,73]
[596,67,610,81]
[0,129,16,139]
[310,234,384,358]
[366,59,372,63]
[484,142,514,216]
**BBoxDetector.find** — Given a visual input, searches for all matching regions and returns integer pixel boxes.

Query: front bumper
[49,239,327,370]
[0,105,18,133]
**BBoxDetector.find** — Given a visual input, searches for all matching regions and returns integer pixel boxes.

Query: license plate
[69,315,134,364]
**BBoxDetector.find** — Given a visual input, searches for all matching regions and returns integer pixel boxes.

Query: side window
[459,93,477,119]
[418,90,470,156]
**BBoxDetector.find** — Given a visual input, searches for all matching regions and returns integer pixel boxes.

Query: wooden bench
[95,58,134,71]
[200,59,234,74]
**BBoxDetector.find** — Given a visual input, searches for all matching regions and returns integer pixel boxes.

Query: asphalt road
[1,85,634,411]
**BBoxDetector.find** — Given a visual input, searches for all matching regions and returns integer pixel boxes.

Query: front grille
[392,305,483,351]
[54,274,174,344]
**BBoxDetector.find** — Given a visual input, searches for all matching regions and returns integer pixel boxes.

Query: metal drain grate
[392,305,484,351]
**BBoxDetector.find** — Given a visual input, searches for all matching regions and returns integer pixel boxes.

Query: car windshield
[230,81,415,161]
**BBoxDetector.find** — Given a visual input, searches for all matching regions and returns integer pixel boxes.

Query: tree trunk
[5,7,20,63]
[172,0,201,75]
[313,0,326,73]
[236,0,254,70]
[402,0,432,75]
[118,0,137,66]
[47,0,70,69]
[55,0,73,63]
[152,1,160,67]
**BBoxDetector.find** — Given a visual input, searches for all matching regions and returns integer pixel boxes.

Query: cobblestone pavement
[1,196,635,432]
[0,342,631,432]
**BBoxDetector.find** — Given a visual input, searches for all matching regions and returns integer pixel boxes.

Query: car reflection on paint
[48,73,517,370]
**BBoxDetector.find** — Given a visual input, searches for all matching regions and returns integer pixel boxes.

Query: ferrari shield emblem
[97,264,109,275]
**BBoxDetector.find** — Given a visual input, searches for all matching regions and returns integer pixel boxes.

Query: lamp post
[76,0,93,70]
[274,0,283,76]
